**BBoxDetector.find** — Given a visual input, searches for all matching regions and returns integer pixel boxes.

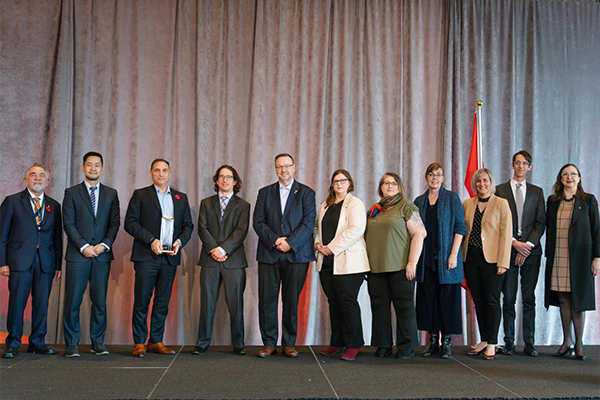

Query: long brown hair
[325,169,354,207]
[549,163,588,202]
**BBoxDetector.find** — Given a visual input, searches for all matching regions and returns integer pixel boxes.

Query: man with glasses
[253,153,316,358]
[193,165,250,356]
[496,151,546,356]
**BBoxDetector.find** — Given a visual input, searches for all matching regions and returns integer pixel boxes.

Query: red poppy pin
[46,205,51,212]
[294,190,299,195]
[175,194,181,200]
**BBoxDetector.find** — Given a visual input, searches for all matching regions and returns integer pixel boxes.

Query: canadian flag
[464,104,484,197]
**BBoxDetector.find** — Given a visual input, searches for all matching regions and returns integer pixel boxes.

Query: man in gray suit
[496,150,545,357]
[193,165,250,355]
[62,152,120,357]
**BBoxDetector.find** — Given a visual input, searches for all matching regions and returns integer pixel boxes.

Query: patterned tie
[220,195,228,221]
[90,186,97,216]
[32,197,42,226]
[515,183,524,234]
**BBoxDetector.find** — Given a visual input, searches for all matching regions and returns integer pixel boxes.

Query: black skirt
[416,265,462,334]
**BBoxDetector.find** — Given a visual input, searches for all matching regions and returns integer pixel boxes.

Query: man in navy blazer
[253,153,316,358]
[125,159,193,358]
[496,151,546,357]
[62,152,120,357]
[1,163,63,358]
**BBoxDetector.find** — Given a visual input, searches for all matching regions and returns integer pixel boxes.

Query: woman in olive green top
[365,172,427,359]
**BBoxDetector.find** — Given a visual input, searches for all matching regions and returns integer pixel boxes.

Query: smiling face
[380,175,400,197]
[426,168,444,191]
[24,166,49,196]
[82,156,104,183]
[275,156,295,185]
[216,167,236,195]
[560,165,580,192]
[150,161,171,189]
[475,172,492,198]
[511,154,531,181]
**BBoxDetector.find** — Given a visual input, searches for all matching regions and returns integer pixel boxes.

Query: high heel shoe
[552,344,575,357]
[575,354,587,361]
[467,347,486,356]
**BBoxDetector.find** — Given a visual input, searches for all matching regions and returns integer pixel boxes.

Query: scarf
[367,193,403,219]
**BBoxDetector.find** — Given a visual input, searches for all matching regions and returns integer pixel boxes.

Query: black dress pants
[501,251,541,345]
[464,246,505,345]
[367,269,418,352]
[319,258,365,348]
[258,254,309,347]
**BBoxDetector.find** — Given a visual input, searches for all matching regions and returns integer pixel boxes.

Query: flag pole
[476,100,483,168]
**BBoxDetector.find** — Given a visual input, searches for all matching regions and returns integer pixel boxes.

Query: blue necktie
[90,186,97,216]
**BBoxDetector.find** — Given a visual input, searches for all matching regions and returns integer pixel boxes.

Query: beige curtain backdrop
[0,0,598,346]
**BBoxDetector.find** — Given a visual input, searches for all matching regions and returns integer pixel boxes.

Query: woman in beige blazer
[462,168,512,360]
[314,169,370,361]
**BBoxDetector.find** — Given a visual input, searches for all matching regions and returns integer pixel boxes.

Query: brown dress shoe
[147,342,176,355]
[257,346,277,358]
[133,344,146,358]
[283,346,299,358]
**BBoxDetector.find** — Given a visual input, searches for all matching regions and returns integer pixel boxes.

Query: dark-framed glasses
[333,179,349,185]
[218,175,234,181]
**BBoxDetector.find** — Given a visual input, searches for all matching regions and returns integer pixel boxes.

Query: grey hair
[24,163,51,180]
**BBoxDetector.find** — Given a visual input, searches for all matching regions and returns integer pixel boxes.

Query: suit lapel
[502,182,518,219]
[221,195,237,224]
[20,190,38,226]
[570,196,583,227]
[272,183,283,217]
[96,183,107,217]
[147,186,162,214]
[282,181,299,218]
[78,182,95,217]
[522,182,536,224]
[211,195,222,222]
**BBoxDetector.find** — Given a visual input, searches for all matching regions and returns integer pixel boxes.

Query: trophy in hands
[160,215,175,254]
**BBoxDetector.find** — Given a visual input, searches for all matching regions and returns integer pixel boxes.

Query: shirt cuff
[217,246,226,257]
[80,243,90,253]
[101,243,110,251]
[526,241,534,248]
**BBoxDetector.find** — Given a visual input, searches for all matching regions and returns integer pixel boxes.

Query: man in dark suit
[62,152,120,357]
[193,165,250,356]
[124,158,193,358]
[496,150,545,357]
[253,153,316,358]
[1,163,63,358]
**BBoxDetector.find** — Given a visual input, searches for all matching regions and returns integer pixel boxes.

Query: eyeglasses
[332,179,349,185]
[275,164,294,171]
[513,161,530,167]
[218,175,234,181]
[382,181,398,187]
[561,172,579,178]
[427,173,444,178]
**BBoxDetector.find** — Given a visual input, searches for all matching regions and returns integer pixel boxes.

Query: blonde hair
[471,168,495,195]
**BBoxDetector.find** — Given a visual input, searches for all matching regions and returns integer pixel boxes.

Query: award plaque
[160,215,175,254]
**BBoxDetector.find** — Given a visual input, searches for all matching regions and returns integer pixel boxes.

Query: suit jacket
[63,182,121,263]
[253,180,316,264]
[414,187,466,284]
[197,194,250,269]
[545,194,599,312]
[314,193,370,275]
[495,180,546,256]
[0,189,63,273]
[462,194,513,269]
[124,185,194,266]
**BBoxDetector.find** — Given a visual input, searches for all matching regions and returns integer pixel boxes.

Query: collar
[84,181,100,191]
[27,189,45,202]
[219,191,234,201]
[154,185,171,195]
[279,179,295,191]
[511,178,526,188]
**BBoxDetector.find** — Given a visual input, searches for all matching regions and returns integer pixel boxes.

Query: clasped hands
[150,239,180,256]
[314,242,333,256]
[82,244,108,258]
[276,237,291,253]
[512,240,533,267]
[210,247,228,262]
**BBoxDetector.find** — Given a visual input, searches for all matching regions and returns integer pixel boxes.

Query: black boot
[441,334,452,359]
[421,332,440,357]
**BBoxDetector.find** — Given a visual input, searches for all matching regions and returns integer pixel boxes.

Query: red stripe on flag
[296,265,313,345]
[464,113,481,198]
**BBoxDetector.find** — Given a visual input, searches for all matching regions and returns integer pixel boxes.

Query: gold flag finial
[476,100,483,110]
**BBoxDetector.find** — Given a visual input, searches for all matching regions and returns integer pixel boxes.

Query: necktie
[33,197,42,226]
[220,196,228,221]
[90,186,97,216]
[515,183,524,234]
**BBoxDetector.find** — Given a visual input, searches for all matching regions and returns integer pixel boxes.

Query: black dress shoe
[552,344,575,357]
[192,346,207,355]
[233,347,247,355]
[501,341,515,355]
[27,344,56,355]
[575,354,587,361]
[375,347,392,358]
[395,349,415,359]
[524,343,539,357]
[2,347,19,358]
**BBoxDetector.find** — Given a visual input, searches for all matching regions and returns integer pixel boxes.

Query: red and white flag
[464,104,484,197]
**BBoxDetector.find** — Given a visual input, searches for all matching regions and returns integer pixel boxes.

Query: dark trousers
[6,251,54,348]
[367,270,418,352]
[132,257,177,344]
[502,252,541,345]
[464,246,505,345]
[319,259,365,348]
[416,266,462,334]
[196,265,246,349]
[63,259,110,346]
[258,254,308,347]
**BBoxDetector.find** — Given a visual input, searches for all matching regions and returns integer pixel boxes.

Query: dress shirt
[510,178,534,247]
[217,191,234,256]
[80,181,110,253]
[27,190,45,226]
[279,179,294,214]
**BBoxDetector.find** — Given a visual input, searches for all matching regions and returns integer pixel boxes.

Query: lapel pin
[175,194,181,200]
[46,205,51,212]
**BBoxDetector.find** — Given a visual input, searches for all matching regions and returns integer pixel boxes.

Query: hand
[515,253,527,267]
[276,238,291,253]
[0,265,9,278]
[497,266,508,275]
[405,262,416,281]
[54,271,62,280]
[150,239,163,255]
[169,240,181,256]
[322,246,333,256]
[93,244,106,255]
[448,253,458,270]
[82,246,97,258]
[512,240,532,257]
[315,242,324,254]
[210,247,226,261]
[592,258,600,277]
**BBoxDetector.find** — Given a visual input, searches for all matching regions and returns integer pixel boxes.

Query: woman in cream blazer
[314,169,370,361]
[462,168,512,360]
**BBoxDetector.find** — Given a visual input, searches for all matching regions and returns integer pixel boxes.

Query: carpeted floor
[0,345,598,400]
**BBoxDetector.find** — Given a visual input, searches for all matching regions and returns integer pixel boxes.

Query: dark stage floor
[0,345,598,400]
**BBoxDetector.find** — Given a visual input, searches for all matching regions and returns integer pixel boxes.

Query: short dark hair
[83,151,104,165]
[378,172,405,198]
[512,150,532,165]
[274,153,295,164]
[151,158,170,170]
[213,165,243,194]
